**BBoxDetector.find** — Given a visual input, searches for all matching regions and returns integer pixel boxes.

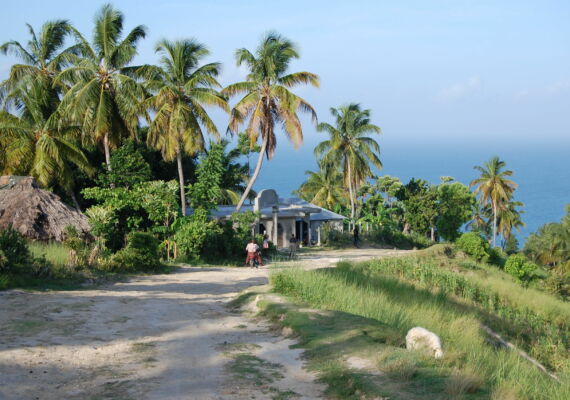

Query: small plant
[504,254,537,281]
[456,232,490,261]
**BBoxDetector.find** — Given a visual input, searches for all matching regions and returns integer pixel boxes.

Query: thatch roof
[0,176,90,241]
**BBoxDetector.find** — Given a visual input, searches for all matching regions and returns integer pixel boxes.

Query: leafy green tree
[0,80,92,207]
[315,103,382,223]
[146,38,227,215]
[223,32,319,211]
[295,162,346,210]
[396,178,437,237]
[97,140,152,188]
[173,208,220,261]
[374,175,402,205]
[218,140,251,205]
[83,179,180,252]
[435,180,476,241]
[56,4,148,171]
[188,142,225,211]
[470,156,517,247]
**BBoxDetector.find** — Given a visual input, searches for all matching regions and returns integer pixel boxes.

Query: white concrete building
[190,189,346,248]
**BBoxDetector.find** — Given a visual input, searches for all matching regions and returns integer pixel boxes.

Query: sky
[1,0,569,149]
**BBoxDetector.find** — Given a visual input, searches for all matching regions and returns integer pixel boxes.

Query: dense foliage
[0,226,31,271]
[504,254,537,281]
[107,232,164,272]
[456,232,490,261]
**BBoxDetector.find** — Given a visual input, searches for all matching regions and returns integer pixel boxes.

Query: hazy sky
[1,0,569,150]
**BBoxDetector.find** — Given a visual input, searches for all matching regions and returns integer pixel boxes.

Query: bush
[108,232,163,272]
[488,247,507,267]
[504,254,537,281]
[174,209,220,262]
[371,226,433,250]
[0,226,31,271]
[544,273,570,299]
[456,232,489,261]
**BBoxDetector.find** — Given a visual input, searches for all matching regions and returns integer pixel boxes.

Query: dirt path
[0,248,408,400]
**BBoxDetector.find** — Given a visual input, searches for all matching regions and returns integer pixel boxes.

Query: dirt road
[0,248,407,400]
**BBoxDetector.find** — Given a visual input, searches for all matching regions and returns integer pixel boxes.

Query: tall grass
[271,262,570,399]
[362,255,570,371]
[28,241,68,266]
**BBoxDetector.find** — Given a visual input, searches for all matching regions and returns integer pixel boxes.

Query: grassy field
[264,248,570,399]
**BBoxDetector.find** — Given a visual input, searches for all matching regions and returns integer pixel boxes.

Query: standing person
[245,239,263,267]
[353,224,360,248]
[262,234,270,250]
[289,234,298,259]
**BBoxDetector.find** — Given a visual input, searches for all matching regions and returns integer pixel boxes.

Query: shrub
[504,254,537,281]
[488,247,507,267]
[456,232,489,261]
[0,226,31,271]
[63,225,91,268]
[108,232,163,272]
[544,273,570,299]
[174,209,220,262]
[370,226,433,249]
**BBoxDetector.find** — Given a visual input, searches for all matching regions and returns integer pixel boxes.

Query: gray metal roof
[187,196,346,222]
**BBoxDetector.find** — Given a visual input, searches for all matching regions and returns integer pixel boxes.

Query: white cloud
[545,80,570,94]
[436,75,481,102]
[515,89,530,99]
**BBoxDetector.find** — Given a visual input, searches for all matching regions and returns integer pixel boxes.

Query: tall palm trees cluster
[0,4,318,216]
[0,4,530,253]
[297,104,383,225]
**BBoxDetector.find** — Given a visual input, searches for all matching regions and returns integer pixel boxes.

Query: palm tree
[0,19,78,110]
[0,80,92,207]
[497,200,525,248]
[222,32,319,211]
[467,202,491,237]
[56,4,148,171]
[295,162,346,210]
[146,39,227,215]
[315,103,382,223]
[470,156,517,247]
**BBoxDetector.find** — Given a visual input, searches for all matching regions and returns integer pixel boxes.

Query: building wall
[261,217,296,248]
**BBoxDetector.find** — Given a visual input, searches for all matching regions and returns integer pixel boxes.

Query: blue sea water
[252,135,570,244]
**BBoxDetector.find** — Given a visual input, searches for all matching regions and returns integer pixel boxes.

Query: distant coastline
[254,138,570,242]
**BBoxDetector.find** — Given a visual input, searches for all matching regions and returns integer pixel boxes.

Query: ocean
[252,135,570,244]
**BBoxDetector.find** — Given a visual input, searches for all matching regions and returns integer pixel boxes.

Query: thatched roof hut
[0,176,90,241]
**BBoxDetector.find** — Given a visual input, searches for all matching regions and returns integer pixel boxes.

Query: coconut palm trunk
[236,139,268,212]
[492,201,497,247]
[103,132,112,172]
[176,149,186,216]
[347,161,356,223]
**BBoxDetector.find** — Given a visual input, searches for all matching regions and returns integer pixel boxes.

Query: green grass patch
[28,241,69,266]
[267,259,570,399]
[227,354,284,387]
